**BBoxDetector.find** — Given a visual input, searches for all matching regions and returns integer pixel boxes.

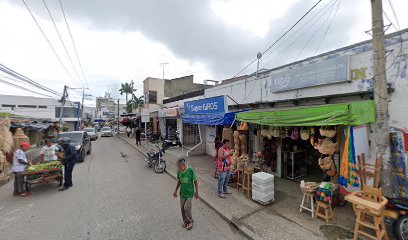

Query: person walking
[217,139,233,198]
[126,127,131,137]
[40,139,59,163]
[173,158,198,230]
[58,137,77,191]
[135,127,141,145]
[12,142,32,197]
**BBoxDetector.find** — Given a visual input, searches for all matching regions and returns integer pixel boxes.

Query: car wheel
[79,149,85,162]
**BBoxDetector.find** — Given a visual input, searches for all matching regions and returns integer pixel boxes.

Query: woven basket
[319,127,336,138]
[317,139,338,155]
[319,156,333,170]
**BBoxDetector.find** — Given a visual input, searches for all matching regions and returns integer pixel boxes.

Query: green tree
[127,94,144,113]
[119,80,136,111]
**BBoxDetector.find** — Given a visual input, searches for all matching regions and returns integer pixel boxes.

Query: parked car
[83,127,98,140]
[101,126,113,137]
[58,131,91,162]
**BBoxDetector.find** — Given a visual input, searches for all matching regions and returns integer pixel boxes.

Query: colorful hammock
[339,126,359,188]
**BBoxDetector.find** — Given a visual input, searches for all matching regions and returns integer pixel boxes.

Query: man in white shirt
[40,139,59,163]
[12,142,31,197]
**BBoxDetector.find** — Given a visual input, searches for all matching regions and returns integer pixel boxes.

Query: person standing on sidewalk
[173,158,198,230]
[135,127,141,145]
[12,142,32,197]
[217,139,233,198]
[126,127,131,137]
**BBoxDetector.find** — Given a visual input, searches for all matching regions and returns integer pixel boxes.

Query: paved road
[0,136,246,240]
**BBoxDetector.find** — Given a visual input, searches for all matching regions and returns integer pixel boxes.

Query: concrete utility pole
[58,85,68,125]
[371,0,390,194]
[117,98,120,133]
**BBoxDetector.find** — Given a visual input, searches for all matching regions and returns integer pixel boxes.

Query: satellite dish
[257,52,263,59]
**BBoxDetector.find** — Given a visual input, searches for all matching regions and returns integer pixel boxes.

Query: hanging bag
[319,126,337,138]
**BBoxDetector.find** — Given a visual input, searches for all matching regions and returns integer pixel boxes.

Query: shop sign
[159,107,179,118]
[184,96,227,115]
[141,109,150,123]
[271,55,350,92]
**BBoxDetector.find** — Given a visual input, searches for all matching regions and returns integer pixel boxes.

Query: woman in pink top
[217,139,234,198]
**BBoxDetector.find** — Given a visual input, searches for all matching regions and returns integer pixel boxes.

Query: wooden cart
[24,168,63,191]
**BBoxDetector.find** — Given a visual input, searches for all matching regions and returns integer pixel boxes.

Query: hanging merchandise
[319,155,333,170]
[339,127,359,189]
[240,133,247,154]
[320,126,337,138]
[300,127,310,141]
[238,122,249,131]
[284,127,291,138]
[316,138,338,155]
[273,127,280,138]
[310,127,316,145]
[291,127,299,140]
[260,129,268,137]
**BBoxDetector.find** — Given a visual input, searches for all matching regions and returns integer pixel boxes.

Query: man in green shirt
[173,158,198,230]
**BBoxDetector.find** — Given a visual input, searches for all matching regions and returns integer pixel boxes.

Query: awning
[182,111,245,126]
[236,100,374,126]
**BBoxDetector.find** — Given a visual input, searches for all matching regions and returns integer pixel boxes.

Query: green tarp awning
[236,100,375,126]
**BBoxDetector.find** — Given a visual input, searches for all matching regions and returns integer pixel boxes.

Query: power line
[58,0,88,88]
[42,0,84,87]
[0,64,62,96]
[387,0,400,29]
[233,0,323,78]
[0,78,55,98]
[21,0,78,86]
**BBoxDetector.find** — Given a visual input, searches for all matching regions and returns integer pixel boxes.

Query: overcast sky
[1,0,407,106]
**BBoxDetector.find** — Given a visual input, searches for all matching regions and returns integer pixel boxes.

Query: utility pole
[160,62,169,80]
[58,85,68,126]
[117,98,120,133]
[371,0,390,194]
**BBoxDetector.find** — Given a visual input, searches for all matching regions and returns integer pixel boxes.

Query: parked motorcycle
[385,197,408,240]
[149,133,161,144]
[162,131,182,150]
[145,145,166,173]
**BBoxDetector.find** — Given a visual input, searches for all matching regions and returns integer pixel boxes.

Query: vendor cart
[24,167,63,192]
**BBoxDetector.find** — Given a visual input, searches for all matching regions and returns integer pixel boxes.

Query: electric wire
[387,0,400,30]
[42,0,84,87]
[233,0,323,78]
[58,0,88,88]
[0,64,62,96]
[0,78,55,98]
[21,0,78,86]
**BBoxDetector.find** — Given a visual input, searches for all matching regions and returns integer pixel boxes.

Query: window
[1,104,16,108]
[38,106,47,108]
[18,105,36,108]
[148,91,157,104]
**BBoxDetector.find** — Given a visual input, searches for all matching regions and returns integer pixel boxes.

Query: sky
[0,0,407,106]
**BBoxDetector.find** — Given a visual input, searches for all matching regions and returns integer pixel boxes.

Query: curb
[117,135,258,240]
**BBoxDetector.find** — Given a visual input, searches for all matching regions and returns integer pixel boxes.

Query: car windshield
[102,127,111,131]
[83,128,95,133]
[58,132,83,143]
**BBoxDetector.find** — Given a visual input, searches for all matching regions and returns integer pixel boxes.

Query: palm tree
[127,94,144,113]
[119,80,136,110]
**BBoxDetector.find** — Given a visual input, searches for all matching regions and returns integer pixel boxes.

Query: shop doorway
[165,118,177,139]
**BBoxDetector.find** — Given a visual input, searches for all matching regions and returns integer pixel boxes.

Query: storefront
[158,107,180,139]
[182,95,240,156]
[235,100,375,189]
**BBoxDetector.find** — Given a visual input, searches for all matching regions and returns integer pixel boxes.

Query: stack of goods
[252,172,274,205]
[300,180,318,194]
[26,161,62,173]
[236,154,249,171]
[315,182,338,205]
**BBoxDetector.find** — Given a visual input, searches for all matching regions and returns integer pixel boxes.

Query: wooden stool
[236,169,243,191]
[300,192,315,218]
[242,171,253,198]
[315,201,332,223]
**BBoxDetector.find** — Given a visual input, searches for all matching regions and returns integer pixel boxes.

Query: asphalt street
[0,135,247,240]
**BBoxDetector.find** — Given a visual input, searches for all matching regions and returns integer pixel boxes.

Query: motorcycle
[385,197,408,240]
[162,131,182,150]
[149,133,161,144]
[145,145,166,173]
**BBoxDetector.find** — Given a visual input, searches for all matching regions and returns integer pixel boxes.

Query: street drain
[320,225,353,240]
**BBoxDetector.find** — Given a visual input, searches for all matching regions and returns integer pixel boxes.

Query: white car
[101,127,113,137]
[83,127,98,140]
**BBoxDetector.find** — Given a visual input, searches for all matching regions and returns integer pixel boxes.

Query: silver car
[101,126,113,137]
[83,127,98,140]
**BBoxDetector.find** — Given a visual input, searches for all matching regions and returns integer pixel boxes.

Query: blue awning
[182,110,246,126]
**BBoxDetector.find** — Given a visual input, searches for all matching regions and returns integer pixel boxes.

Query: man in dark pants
[58,137,77,191]
[135,127,141,145]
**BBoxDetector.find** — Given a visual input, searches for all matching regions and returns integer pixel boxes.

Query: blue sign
[271,55,350,92]
[184,96,227,115]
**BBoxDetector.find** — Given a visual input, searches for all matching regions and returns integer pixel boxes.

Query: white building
[0,94,80,131]
[95,96,117,120]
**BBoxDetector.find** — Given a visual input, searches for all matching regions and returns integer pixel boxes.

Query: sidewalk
[118,134,355,240]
